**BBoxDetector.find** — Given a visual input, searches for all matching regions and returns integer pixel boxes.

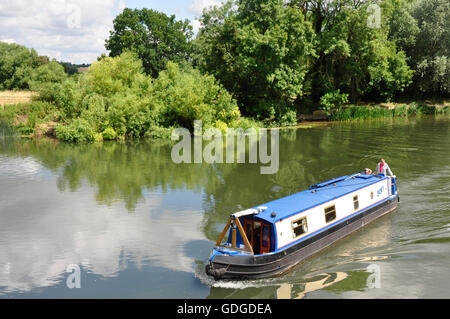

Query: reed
[0,119,17,137]
[331,105,392,121]
[330,103,449,121]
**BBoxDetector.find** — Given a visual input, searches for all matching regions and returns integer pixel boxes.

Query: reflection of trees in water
[0,138,213,211]
[1,116,448,235]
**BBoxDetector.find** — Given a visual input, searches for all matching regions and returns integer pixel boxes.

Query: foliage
[0,42,38,90]
[331,102,448,120]
[28,61,67,91]
[295,0,414,103]
[105,8,193,78]
[409,0,450,94]
[320,90,349,115]
[2,1,448,139]
[102,127,117,141]
[194,0,316,124]
[153,61,239,130]
[0,42,68,90]
[55,119,95,143]
[33,52,243,142]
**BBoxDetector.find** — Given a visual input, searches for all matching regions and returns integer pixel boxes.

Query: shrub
[28,52,244,143]
[153,62,239,131]
[102,127,117,140]
[55,119,95,143]
[277,110,298,127]
[320,90,349,115]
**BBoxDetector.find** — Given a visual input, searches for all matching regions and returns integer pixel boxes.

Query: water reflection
[276,272,349,299]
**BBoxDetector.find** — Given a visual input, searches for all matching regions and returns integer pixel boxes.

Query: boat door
[243,219,271,255]
[261,224,270,254]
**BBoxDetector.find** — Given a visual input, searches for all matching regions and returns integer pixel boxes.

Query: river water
[0,115,449,298]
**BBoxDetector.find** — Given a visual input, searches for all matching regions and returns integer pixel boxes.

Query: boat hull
[206,195,399,280]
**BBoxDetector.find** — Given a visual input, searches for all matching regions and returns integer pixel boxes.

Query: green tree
[28,61,67,90]
[289,0,413,103]
[105,8,193,78]
[40,52,242,142]
[194,0,316,124]
[0,42,38,90]
[153,61,240,130]
[409,0,450,94]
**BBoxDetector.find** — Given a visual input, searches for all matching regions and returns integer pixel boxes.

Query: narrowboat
[206,172,399,280]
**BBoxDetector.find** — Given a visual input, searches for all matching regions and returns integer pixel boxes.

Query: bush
[153,62,239,131]
[28,61,67,91]
[277,110,298,127]
[55,119,95,143]
[102,127,117,140]
[30,52,244,143]
[320,90,349,115]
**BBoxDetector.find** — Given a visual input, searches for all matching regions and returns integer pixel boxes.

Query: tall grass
[331,105,392,121]
[0,119,17,137]
[330,103,449,121]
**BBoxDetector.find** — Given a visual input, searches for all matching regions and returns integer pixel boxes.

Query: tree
[0,42,69,90]
[409,0,450,94]
[194,0,316,124]
[153,62,240,130]
[105,8,193,78]
[28,61,67,90]
[0,42,38,90]
[289,0,413,103]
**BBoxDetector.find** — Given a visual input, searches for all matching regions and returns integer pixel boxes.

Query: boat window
[353,196,359,211]
[324,205,336,223]
[292,217,308,238]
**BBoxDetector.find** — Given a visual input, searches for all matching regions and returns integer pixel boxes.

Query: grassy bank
[331,101,450,121]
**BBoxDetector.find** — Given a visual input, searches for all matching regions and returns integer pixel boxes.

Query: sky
[0,0,222,64]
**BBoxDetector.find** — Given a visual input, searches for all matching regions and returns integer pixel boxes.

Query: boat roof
[248,173,388,224]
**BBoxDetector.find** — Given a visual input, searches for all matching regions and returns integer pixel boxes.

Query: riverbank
[330,100,450,121]
[1,90,449,141]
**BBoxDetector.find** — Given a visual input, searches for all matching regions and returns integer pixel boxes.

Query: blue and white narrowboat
[206,172,399,280]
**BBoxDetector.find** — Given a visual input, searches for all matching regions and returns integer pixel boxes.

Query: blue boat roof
[250,173,388,223]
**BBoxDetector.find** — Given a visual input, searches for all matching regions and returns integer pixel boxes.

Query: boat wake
[194,262,279,289]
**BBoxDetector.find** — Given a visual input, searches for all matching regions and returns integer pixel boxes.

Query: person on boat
[376,159,394,176]
[363,168,373,175]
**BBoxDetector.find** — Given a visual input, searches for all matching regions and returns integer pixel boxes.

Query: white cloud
[0,38,15,44]
[0,0,125,64]
[189,0,222,15]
